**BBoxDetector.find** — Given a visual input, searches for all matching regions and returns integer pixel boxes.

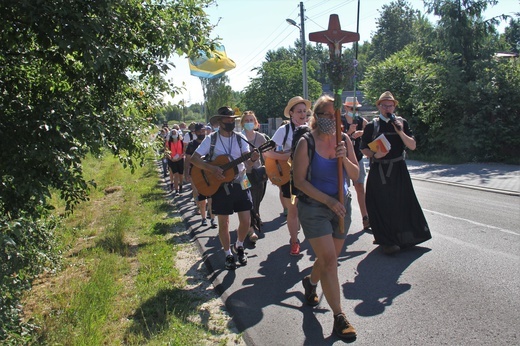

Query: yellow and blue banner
[189,45,236,79]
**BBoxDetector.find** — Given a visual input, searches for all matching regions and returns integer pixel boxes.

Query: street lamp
[286,8,308,99]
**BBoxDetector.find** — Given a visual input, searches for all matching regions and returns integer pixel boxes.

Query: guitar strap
[282,122,294,149]
[240,132,268,165]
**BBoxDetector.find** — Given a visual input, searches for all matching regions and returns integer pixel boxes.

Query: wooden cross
[308,14,359,233]
[308,14,359,57]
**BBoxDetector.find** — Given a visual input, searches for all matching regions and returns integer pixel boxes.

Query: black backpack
[289,126,315,197]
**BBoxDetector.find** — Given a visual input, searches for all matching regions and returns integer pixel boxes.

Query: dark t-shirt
[185,139,201,156]
[360,117,414,160]
[341,115,365,162]
[185,139,202,174]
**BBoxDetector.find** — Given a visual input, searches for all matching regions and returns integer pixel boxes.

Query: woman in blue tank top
[292,95,359,340]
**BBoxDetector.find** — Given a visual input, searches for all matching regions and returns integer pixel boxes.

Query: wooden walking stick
[309,14,359,233]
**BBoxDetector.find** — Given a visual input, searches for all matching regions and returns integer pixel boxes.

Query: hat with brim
[209,114,239,124]
[283,96,311,119]
[376,91,399,106]
[209,106,239,124]
[344,96,362,108]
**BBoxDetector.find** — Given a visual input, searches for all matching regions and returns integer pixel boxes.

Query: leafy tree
[1,0,216,216]
[367,0,421,63]
[201,75,234,121]
[242,59,321,122]
[362,0,520,163]
[503,17,520,53]
[266,47,297,62]
[0,0,216,340]
[424,0,502,79]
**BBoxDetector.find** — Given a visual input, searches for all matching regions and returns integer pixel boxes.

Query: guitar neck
[220,152,253,171]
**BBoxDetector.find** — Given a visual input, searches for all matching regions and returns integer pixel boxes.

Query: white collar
[379,114,390,123]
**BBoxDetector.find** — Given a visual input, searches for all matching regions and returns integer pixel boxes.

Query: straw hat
[209,106,239,124]
[344,96,362,108]
[376,91,399,106]
[283,96,311,119]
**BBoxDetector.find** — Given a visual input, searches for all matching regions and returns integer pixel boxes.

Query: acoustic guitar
[191,140,276,197]
[265,156,291,186]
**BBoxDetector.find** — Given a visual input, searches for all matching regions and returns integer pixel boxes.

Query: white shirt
[183,131,195,144]
[195,131,250,173]
[271,123,293,151]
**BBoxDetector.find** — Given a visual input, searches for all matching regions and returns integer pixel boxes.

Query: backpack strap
[372,118,380,141]
[207,132,218,161]
[208,132,244,160]
[302,132,315,183]
[235,132,244,153]
[282,122,291,148]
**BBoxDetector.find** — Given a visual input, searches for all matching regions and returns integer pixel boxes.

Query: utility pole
[300,2,308,99]
[287,2,308,99]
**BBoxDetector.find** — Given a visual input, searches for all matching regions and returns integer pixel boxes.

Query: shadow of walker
[343,246,431,316]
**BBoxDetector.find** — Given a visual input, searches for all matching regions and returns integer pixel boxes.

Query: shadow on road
[343,246,431,316]
[220,246,346,344]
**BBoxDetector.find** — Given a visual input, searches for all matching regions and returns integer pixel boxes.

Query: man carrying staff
[190,107,260,270]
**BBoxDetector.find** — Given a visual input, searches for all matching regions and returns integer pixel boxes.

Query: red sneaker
[290,241,300,256]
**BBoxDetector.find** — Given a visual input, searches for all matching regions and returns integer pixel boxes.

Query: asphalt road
[177,178,520,345]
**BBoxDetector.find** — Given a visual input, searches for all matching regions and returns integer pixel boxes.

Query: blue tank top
[310,152,348,196]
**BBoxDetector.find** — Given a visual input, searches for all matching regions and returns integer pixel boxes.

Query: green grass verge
[22,152,238,345]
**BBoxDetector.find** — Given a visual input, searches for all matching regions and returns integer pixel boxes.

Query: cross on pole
[309,14,359,58]
[309,14,360,233]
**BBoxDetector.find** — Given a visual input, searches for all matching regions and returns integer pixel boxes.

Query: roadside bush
[0,211,60,343]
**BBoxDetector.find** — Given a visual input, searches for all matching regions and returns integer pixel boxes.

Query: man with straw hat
[360,91,431,255]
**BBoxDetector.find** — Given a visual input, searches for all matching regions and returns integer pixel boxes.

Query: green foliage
[503,17,520,53]
[20,153,235,344]
[0,0,217,341]
[363,46,520,162]
[368,0,421,63]
[1,212,60,343]
[202,75,234,121]
[242,59,322,121]
[0,0,216,217]
[424,0,501,80]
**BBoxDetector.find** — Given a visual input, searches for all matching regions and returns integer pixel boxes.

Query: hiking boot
[302,276,319,306]
[248,231,258,243]
[201,219,207,227]
[290,241,300,256]
[382,244,400,255]
[210,218,217,228]
[179,185,183,193]
[362,215,370,230]
[333,313,357,340]
[225,255,236,270]
[234,245,247,266]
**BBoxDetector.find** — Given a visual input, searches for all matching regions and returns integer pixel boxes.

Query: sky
[167,0,517,105]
